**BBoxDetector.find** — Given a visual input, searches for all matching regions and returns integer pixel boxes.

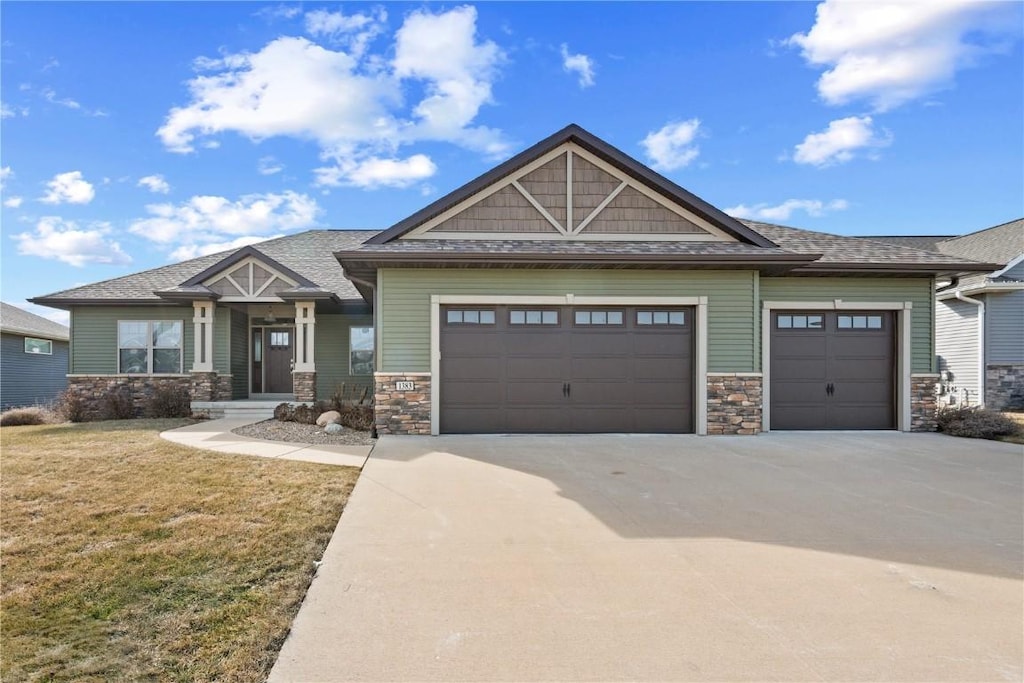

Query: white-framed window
[118,321,183,374]
[24,337,53,355]
[350,326,374,375]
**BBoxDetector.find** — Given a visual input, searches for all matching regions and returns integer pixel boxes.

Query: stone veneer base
[67,375,206,417]
[374,373,432,435]
[986,364,1024,410]
[293,372,317,402]
[706,373,762,435]
[910,374,940,432]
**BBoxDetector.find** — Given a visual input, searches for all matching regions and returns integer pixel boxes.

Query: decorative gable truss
[203,257,299,301]
[404,143,736,242]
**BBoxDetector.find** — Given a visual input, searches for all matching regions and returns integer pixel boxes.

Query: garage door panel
[773,404,829,430]
[830,358,891,381]
[441,305,693,434]
[772,380,827,403]
[828,405,894,430]
[772,359,827,381]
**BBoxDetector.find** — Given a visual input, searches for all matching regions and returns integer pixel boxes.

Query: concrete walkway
[161,418,372,468]
[270,432,1023,682]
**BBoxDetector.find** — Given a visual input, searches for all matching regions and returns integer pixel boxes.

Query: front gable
[403,143,735,242]
[202,256,300,301]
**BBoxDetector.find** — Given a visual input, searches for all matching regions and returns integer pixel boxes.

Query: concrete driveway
[269,433,1023,682]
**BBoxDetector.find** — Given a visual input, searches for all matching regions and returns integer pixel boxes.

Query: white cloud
[792,116,892,167]
[1,101,28,118]
[13,216,131,267]
[560,44,595,88]
[258,156,284,175]
[4,196,24,208]
[304,7,387,58]
[316,154,437,189]
[40,171,95,204]
[137,174,171,194]
[158,7,509,189]
[726,198,850,222]
[255,4,302,21]
[0,166,11,190]
[127,191,319,250]
[787,1,1017,111]
[640,119,702,171]
[169,234,283,262]
[41,87,81,110]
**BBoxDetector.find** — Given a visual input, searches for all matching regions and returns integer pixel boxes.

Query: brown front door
[770,311,895,430]
[265,328,294,394]
[439,305,693,434]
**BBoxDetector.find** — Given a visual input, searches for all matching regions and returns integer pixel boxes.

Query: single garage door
[770,310,895,430]
[440,305,693,434]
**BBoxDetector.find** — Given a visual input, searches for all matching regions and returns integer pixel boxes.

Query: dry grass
[0,419,359,682]
[1001,412,1024,445]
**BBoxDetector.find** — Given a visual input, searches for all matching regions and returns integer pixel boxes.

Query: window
[575,310,624,325]
[118,321,182,374]
[446,309,496,324]
[776,314,823,329]
[838,314,883,330]
[510,309,558,325]
[269,331,290,347]
[637,310,686,326]
[350,326,374,375]
[24,338,53,355]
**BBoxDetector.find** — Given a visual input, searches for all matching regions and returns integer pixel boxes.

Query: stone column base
[910,374,939,432]
[293,372,317,402]
[374,373,431,435]
[706,373,762,435]
[986,364,1024,410]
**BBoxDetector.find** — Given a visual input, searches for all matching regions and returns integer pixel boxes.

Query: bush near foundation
[936,406,1022,440]
[0,406,58,427]
[54,389,91,423]
[143,383,192,418]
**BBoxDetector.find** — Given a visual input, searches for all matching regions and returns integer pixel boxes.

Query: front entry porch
[190,399,314,420]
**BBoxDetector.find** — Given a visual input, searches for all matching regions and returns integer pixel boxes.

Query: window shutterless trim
[24,337,53,355]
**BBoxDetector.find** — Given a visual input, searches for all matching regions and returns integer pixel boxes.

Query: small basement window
[24,337,53,355]
[776,314,823,329]
[446,309,496,324]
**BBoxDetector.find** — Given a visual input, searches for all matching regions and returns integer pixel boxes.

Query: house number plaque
[395,381,415,391]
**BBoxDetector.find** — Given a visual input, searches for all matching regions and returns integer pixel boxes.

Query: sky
[2,1,1022,326]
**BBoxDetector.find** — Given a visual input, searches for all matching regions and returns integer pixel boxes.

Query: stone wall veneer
[707,373,762,435]
[190,372,230,401]
[293,372,317,402]
[374,373,431,435]
[910,374,939,432]
[67,375,195,417]
[986,364,1024,410]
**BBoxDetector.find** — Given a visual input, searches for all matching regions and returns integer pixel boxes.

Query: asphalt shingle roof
[33,230,378,304]
[0,302,70,340]
[933,219,1023,266]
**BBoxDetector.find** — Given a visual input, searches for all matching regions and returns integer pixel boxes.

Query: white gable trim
[403,142,736,242]
[202,255,299,300]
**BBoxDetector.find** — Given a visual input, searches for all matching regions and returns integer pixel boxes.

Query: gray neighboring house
[1,302,70,410]
[30,125,995,434]
[873,218,1024,409]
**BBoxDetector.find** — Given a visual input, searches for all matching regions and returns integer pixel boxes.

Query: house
[0,302,70,410]
[31,125,994,435]
[874,219,1023,410]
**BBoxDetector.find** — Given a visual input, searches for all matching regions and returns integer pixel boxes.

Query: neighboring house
[874,219,1024,410]
[1,302,70,410]
[31,125,993,435]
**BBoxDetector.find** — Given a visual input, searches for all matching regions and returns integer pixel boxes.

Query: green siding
[213,306,230,374]
[379,268,758,373]
[70,306,194,374]
[315,313,375,399]
[759,277,935,373]
[230,308,249,398]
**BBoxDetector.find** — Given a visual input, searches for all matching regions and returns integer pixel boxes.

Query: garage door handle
[567,383,571,398]
[826,382,834,396]
[563,382,568,398]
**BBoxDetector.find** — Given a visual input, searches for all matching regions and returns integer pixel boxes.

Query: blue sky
[2,1,1022,325]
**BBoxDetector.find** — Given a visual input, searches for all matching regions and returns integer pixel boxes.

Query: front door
[265,327,294,394]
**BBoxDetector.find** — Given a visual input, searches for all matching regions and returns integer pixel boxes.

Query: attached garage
[769,310,895,430]
[440,305,694,433]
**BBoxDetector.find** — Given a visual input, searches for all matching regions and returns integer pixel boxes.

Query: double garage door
[770,310,896,430]
[440,305,694,434]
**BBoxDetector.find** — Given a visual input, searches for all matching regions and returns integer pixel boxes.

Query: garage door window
[837,314,883,330]
[510,310,558,325]
[637,310,686,326]
[776,314,823,329]
[446,309,496,325]
[574,310,624,325]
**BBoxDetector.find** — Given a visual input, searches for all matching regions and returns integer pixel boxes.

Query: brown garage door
[440,305,693,433]
[770,311,895,430]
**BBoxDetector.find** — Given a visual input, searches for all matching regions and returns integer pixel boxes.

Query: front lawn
[0,419,359,682]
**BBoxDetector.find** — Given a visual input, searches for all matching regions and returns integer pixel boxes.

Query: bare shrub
[144,383,192,418]
[337,405,373,431]
[0,406,55,427]
[99,386,135,421]
[273,403,294,421]
[55,389,91,423]
[936,406,1022,440]
[291,404,318,425]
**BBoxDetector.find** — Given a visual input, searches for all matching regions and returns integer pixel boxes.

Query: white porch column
[294,301,316,372]
[191,300,215,372]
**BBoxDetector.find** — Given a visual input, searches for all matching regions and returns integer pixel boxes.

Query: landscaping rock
[316,410,341,427]
[324,423,344,434]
